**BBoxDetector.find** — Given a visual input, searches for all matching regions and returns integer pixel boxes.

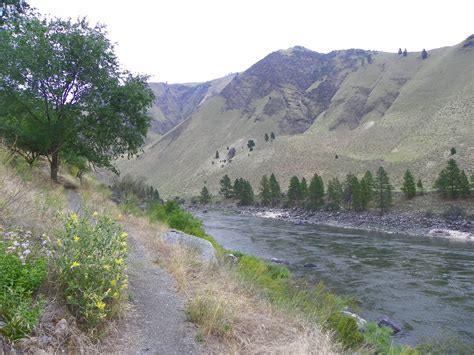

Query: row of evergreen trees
[204,159,472,213]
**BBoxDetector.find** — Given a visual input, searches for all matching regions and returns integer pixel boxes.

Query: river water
[195,209,474,346]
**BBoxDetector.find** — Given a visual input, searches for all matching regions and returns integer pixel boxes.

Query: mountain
[122,37,474,197]
[146,75,236,142]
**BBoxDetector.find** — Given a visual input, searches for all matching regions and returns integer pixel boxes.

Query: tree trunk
[50,150,59,182]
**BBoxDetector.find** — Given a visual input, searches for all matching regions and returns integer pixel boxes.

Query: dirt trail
[68,191,201,354]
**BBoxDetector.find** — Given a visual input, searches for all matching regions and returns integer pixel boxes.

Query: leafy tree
[239,180,254,206]
[450,147,456,155]
[0,0,29,25]
[233,178,243,197]
[268,173,281,206]
[417,179,424,195]
[300,177,308,203]
[343,173,362,210]
[360,171,374,210]
[247,140,255,151]
[434,159,462,198]
[215,150,219,159]
[327,177,343,210]
[0,16,154,181]
[264,133,269,142]
[308,173,324,210]
[401,169,416,199]
[270,132,275,141]
[421,49,428,59]
[287,176,302,207]
[398,48,402,55]
[199,186,211,205]
[219,174,233,198]
[459,170,471,198]
[259,175,271,206]
[403,48,407,57]
[374,167,393,214]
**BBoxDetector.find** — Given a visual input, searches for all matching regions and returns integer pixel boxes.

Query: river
[195,209,474,346]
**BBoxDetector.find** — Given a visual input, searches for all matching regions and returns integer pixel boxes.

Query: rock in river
[377,315,402,333]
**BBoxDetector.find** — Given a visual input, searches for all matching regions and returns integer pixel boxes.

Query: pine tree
[374,167,393,214]
[417,179,424,196]
[360,171,374,210]
[247,140,255,151]
[264,133,269,142]
[259,175,271,206]
[270,132,275,141]
[268,173,281,206]
[287,176,302,207]
[398,48,402,55]
[434,159,461,198]
[403,48,408,57]
[219,174,233,198]
[421,49,428,59]
[327,177,343,210]
[239,180,254,206]
[215,150,219,159]
[233,178,243,197]
[199,186,211,205]
[300,177,308,204]
[308,173,325,210]
[343,173,360,210]
[459,170,471,198]
[450,147,456,155]
[401,169,416,199]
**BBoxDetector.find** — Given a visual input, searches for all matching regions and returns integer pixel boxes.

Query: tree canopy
[0,15,154,180]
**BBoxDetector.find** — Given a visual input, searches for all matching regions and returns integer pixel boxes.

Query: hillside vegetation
[122,37,474,197]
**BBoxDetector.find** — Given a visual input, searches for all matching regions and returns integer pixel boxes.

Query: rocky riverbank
[188,205,474,242]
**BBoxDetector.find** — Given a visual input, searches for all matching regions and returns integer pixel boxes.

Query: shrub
[0,244,46,340]
[186,290,234,337]
[56,212,128,330]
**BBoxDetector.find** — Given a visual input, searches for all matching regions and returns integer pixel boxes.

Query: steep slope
[122,37,474,197]
[146,75,235,142]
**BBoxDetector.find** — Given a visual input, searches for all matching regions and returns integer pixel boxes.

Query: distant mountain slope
[123,37,474,197]
[146,75,235,142]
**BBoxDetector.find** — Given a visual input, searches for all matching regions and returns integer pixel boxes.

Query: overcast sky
[30,0,473,83]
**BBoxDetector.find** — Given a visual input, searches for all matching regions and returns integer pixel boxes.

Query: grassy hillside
[122,38,474,197]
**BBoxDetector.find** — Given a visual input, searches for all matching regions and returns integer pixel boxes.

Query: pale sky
[30,0,473,83]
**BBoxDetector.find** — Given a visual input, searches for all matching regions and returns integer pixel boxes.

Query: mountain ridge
[127,36,474,197]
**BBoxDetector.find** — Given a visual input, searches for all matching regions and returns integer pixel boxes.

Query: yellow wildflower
[73,235,80,242]
[121,241,127,247]
[70,213,78,223]
[121,281,128,290]
[103,265,111,271]
[70,261,80,268]
[112,292,119,299]
[56,239,63,247]
[115,258,124,265]
[110,279,117,286]
[92,211,98,217]
[120,232,128,239]
[96,300,106,310]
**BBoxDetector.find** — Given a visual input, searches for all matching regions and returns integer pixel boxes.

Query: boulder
[164,230,216,262]
[377,315,402,333]
[303,263,317,268]
[342,310,367,332]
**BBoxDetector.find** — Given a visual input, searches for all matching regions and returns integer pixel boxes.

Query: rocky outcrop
[163,230,216,262]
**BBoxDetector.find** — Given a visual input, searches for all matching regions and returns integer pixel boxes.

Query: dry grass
[125,214,339,354]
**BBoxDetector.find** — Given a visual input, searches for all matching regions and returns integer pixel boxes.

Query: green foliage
[374,167,393,214]
[238,179,254,206]
[308,173,325,210]
[328,312,364,349]
[363,322,417,354]
[268,173,281,206]
[434,159,470,199]
[287,176,302,207]
[111,175,160,208]
[247,139,255,151]
[56,212,128,329]
[0,244,46,340]
[327,177,343,210]
[0,16,154,180]
[300,177,308,203]
[259,175,271,206]
[401,169,416,199]
[343,173,362,210]
[219,174,233,198]
[360,170,374,210]
[199,186,211,205]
